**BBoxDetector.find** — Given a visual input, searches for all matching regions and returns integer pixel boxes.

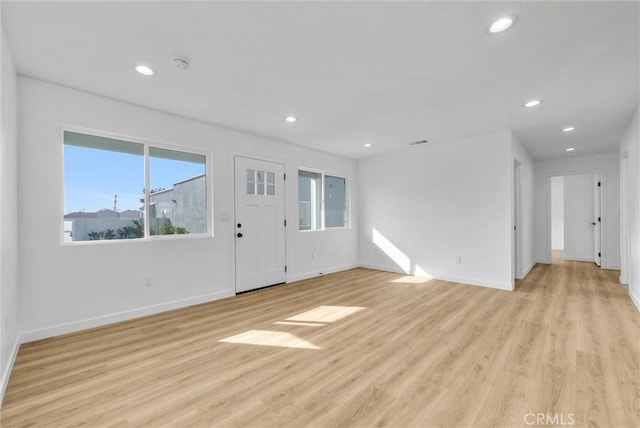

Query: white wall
[620,107,639,311]
[563,174,595,261]
[0,18,20,399]
[17,77,359,341]
[534,152,620,269]
[512,134,536,279]
[358,131,514,291]
[550,177,564,250]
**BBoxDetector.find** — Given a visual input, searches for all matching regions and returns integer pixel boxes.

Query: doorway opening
[513,160,521,287]
[550,176,565,264]
[549,173,601,266]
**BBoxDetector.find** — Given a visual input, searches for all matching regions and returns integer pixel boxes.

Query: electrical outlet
[145,277,153,287]
[456,256,462,264]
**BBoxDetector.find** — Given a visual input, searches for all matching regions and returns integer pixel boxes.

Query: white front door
[234,156,286,293]
[593,175,602,267]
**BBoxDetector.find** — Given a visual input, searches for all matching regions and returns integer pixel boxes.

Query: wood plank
[2,261,638,428]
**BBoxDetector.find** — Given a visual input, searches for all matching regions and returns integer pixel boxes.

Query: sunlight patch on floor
[220,306,365,349]
[274,321,326,327]
[219,330,321,349]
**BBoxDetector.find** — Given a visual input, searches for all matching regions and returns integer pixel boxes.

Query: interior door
[234,156,286,293]
[593,175,601,266]
[513,160,521,284]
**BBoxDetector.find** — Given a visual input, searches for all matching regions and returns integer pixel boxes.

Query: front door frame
[232,153,288,293]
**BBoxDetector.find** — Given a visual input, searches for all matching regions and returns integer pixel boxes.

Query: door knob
[237,232,243,238]
[237,223,242,228]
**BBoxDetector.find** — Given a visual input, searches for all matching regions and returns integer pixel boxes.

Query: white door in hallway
[563,174,595,262]
[234,156,286,293]
[593,175,602,266]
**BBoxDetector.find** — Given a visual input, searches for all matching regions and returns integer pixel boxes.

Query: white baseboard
[358,263,513,291]
[19,290,234,344]
[520,260,538,279]
[358,263,408,275]
[629,288,640,312]
[287,263,359,283]
[433,273,513,291]
[601,264,620,270]
[0,337,20,404]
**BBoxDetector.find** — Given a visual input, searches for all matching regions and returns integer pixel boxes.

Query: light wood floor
[552,249,564,264]
[2,263,639,427]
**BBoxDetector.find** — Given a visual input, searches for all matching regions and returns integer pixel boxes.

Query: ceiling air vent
[172,57,191,70]
[409,140,428,146]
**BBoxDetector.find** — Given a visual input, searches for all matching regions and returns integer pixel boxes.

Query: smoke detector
[409,139,428,146]
[172,57,190,70]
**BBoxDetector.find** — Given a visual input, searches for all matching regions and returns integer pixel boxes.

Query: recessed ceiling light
[562,126,576,132]
[524,99,542,108]
[135,65,154,76]
[285,116,297,123]
[364,143,372,148]
[488,16,516,33]
[565,147,576,152]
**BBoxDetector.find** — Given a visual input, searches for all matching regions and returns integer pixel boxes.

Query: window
[63,130,209,242]
[298,170,322,230]
[298,170,347,230]
[148,147,207,236]
[324,175,346,227]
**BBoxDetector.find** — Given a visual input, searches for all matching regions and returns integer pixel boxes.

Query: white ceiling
[3,1,638,160]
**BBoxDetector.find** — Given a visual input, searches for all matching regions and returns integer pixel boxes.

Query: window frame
[297,168,349,232]
[61,125,213,245]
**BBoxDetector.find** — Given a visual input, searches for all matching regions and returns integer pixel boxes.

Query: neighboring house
[64,209,142,242]
[63,176,205,241]
[149,174,206,234]
[116,209,141,219]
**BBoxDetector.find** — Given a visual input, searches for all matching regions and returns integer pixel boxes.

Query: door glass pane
[266,172,275,184]
[246,168,256,195]
[257,183,265,195]
[256,170,264,183]
[267,184,275,196]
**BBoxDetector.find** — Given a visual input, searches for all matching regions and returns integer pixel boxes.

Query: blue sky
[64,146,205,213]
